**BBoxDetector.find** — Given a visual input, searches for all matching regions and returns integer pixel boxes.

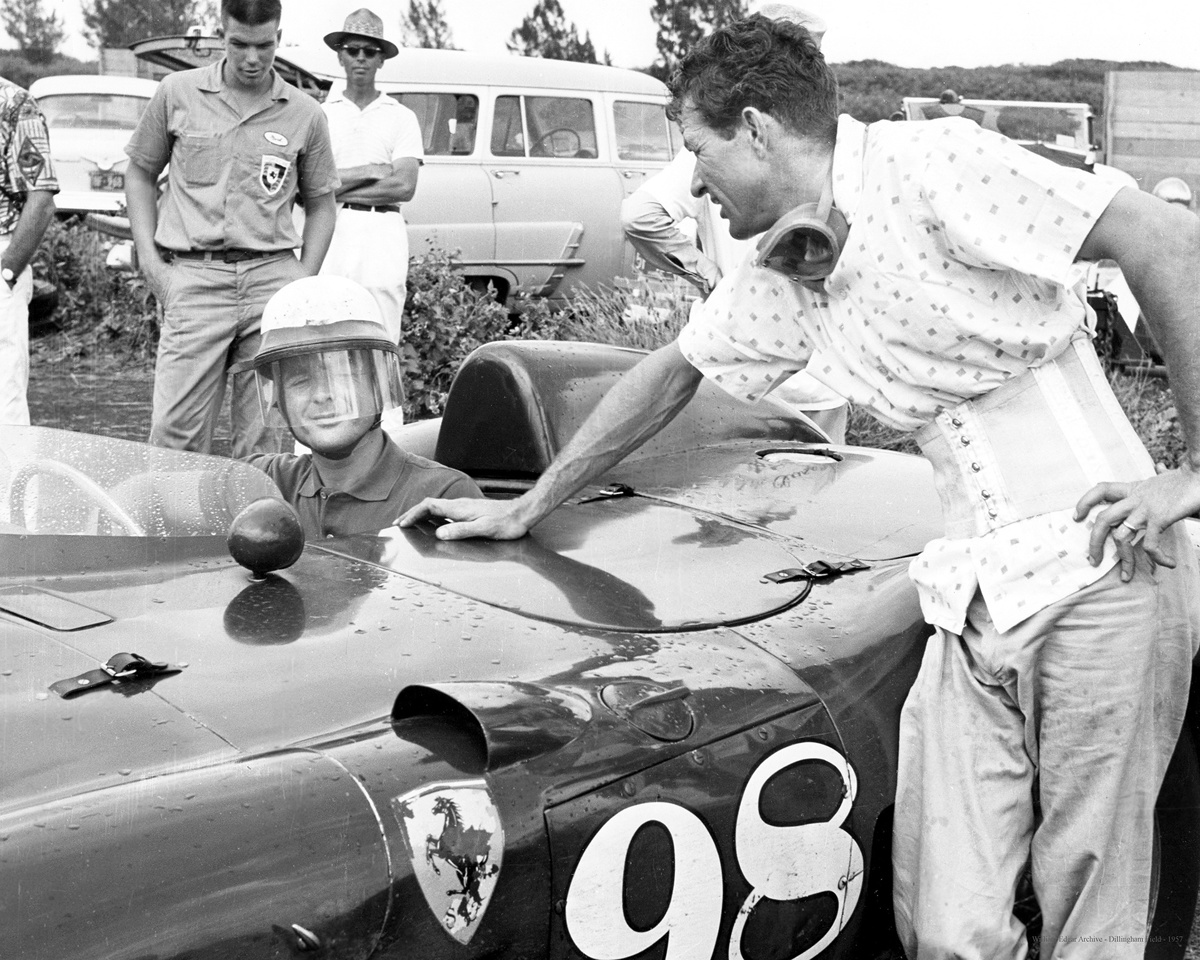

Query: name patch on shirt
[259,154,291,197]
[264,131,288,147]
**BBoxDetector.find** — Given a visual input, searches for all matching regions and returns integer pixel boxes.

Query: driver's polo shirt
[680,115,1130,635]
[125,59,339,253]
[245,438,482,539]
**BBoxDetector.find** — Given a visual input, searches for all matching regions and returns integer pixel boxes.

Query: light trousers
[151,252,305,457]
[893,524,1199,959]
[320,206,410,345]
[0,237,32,426]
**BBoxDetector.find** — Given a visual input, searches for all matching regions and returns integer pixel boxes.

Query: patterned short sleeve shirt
[680,115,1121,431]
[0,82,58,234]
[679,115,1130,635]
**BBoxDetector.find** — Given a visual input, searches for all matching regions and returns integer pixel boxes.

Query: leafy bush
[32,219,158,367]
[400,250,567,419]
[524,277,691,351]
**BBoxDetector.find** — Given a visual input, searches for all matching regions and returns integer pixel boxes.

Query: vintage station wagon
[131,38,680,303]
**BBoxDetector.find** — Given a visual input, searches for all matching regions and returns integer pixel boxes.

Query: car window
[36,93,150,130]
[490,94,598,159]
[491,95,525,156]
[613,100,674,162]
[393,92,480,156]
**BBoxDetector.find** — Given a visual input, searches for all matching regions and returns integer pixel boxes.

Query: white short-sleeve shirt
[322,89,424,173]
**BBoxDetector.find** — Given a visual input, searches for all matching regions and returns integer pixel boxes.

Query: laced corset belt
[915,338,1154,540]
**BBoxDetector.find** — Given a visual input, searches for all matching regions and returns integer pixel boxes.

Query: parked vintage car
[29,74,158,215]
[130,37,679,303]
[2,341,1197,958]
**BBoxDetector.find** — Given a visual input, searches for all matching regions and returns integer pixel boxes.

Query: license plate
[89,171,124,191]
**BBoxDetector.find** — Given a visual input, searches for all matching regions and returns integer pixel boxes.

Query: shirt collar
[325,88,392,110]
[299,435,408,502]
[830,114,868,224]
[200,57,291,102]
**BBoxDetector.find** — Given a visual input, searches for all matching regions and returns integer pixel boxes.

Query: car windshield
[905,99,1092,151]
[36,93,150,130]
[0,427,281,537]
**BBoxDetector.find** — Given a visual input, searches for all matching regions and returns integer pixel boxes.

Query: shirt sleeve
[7,90,57,194]
[439,472,483,500]
[297,107,340,201]
[678,255,817,404]
[918,118,1121,285]
[392,105,425,163]
[124,77,173,176]
[622,149,722,284]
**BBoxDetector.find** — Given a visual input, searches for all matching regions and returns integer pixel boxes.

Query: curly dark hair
[669,15,838,142]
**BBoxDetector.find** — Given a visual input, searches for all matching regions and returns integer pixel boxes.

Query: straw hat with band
[323,8,399,60]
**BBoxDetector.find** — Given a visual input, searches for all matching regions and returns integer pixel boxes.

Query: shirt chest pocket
[175,133,225,186]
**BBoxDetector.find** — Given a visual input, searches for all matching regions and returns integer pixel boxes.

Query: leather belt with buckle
[342,203,400,214]
[170,248,277,263]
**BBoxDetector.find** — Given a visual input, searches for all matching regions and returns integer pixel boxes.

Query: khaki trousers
[893,524,1199,959]
[150,252,305,457]
[0,246,33,426]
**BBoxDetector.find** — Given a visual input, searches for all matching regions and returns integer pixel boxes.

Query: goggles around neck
[754,175,849,292]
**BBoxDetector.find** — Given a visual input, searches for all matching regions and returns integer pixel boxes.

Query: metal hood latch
[761,559,870,584]
[50,652,184,699]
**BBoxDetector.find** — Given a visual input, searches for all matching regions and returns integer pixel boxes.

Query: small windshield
[0,427,281,537]
[904,99,1091,151]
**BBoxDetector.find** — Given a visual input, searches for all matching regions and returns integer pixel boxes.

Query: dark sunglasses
[342,44,381,58]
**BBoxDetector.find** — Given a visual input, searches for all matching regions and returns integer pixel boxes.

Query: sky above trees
[17,0,1200,71]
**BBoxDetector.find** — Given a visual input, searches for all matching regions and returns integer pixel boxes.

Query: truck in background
[902,95,1097,166]
[1104,70,1200,198]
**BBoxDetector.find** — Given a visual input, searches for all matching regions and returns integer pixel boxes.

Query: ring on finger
[1119,520,1140,532]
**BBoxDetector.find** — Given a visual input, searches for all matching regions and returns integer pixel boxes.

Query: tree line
[0,0,1181,128]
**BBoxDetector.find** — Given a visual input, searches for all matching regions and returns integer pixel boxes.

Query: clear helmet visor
[256,348,403,428]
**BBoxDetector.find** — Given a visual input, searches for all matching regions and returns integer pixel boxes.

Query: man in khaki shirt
[125,0,339,457]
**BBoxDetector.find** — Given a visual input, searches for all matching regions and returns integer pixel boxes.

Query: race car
[1,340,1197,959]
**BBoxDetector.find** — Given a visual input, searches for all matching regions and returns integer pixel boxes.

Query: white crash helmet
[1152,176,1193,209]
[252,275,403,427]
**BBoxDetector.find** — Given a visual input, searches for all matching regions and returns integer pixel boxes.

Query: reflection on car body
[1,340,1197,958]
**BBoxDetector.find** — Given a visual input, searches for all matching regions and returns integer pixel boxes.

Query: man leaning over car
[0,79,57,426]
[403,14,1200,959]
[125,0,339,458]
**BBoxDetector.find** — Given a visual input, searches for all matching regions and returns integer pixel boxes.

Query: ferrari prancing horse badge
[259,154,291,197]
[391,779,504,945]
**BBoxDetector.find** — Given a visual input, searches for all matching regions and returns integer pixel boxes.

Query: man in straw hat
[318,8,423,431]
[125,0,339,457]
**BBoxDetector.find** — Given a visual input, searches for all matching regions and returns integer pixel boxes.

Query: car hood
[0,491,819,813]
